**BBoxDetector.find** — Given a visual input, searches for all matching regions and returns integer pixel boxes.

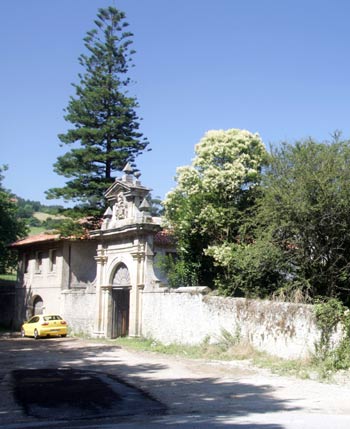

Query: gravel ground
[1,335,350,428]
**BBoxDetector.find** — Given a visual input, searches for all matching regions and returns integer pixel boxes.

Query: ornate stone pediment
[101,164,152,230]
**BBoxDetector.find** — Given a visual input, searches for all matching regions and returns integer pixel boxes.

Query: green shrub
[313,298,350,372]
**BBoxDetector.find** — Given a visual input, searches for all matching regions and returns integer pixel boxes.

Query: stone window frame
[49,249,57,273]
[23,253,30,274]
[35,251,43,274]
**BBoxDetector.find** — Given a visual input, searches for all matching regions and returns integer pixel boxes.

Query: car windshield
[43,315,62,321]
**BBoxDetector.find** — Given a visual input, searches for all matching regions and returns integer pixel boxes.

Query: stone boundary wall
[61,289,95,336]
[142,287,323,359]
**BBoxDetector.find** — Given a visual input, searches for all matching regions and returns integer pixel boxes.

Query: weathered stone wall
[141,287,322,359]
[61,289,96,336]
[69,241,97,288]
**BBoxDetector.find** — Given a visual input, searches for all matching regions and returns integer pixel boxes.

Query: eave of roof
[10,228,175,248]
[10,233,61,248]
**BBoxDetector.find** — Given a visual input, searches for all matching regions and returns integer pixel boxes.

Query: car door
[26,316,40,336]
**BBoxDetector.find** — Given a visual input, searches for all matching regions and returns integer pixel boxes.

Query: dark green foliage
[225,137,350,302]
[164,182,218,287]
[17,201,36,219]
[28,217,41,227]
[56,219,86,238]
[156,254,200,288]
[40,205,64,215]
[214,234,288,298]
[46,6,149,215]
[16,197,41,215]
[313,298,350,372]
[314,298,345,351]
[0,166,27,273]
[42,217,64,230]
[255,138,350,304]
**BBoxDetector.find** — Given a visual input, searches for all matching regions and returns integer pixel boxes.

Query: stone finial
[139,197,151,212]
[122,162,134,183]
[103,207,113,218]
[123,163,134,174]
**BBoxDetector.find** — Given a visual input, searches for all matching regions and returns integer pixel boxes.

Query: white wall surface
[61,289,95,336]
[142,287,325,359]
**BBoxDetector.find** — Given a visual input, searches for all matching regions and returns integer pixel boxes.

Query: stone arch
[32,295,44,316]
[111,262,131,287]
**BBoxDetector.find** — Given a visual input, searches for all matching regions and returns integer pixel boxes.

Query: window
[49,249,57,272]
[35,251,43,273]
[23,254,29,274]
[44,315,62,321]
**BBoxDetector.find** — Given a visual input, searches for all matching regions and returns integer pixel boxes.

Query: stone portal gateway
[91,164,162,339]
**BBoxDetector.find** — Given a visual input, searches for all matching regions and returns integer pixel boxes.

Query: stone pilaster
[93,246,108,337]
[130,244,146,337]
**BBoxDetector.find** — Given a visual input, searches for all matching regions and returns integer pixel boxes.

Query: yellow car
[21,314,68,339]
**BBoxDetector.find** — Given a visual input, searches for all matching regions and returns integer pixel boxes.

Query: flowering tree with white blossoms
[164,128,267,289]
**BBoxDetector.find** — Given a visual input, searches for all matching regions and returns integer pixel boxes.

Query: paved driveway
[1,335,350,428]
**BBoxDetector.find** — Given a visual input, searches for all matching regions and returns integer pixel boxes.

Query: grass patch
[112,335,336,381]
[33,212,65,221]
[114,336,288,367]
[0,273,16,281]
[29,226,47,236]
[114,336,205,358]
[252,351,315,379]
[72,330,349,382]
[113,334,253,361]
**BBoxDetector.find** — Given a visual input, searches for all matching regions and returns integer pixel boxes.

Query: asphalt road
[1,334,350,428]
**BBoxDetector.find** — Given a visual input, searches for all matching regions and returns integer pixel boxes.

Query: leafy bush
[314,298,350,372]
[156,254,199,287]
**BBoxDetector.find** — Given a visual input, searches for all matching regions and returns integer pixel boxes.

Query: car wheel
[34,329,39,340]
[61,334,67,337]
[21,328,25,337]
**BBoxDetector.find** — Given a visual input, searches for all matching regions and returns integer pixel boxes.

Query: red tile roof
[10,233,60,247]
[154,230,176,247]
[11,228,176,248]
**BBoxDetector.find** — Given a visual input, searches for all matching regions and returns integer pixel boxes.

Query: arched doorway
[33,296,44,315]
[111,264,131,338]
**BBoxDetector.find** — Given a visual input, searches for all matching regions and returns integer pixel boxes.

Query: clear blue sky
[2,0,350,205]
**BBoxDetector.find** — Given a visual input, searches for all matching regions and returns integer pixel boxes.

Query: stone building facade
[12,167,175,338]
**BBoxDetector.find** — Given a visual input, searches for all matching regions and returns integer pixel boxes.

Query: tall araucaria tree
[46,6,149,216]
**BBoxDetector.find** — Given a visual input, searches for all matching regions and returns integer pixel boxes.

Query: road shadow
[12,367,165,420]
[0,336,299,428]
